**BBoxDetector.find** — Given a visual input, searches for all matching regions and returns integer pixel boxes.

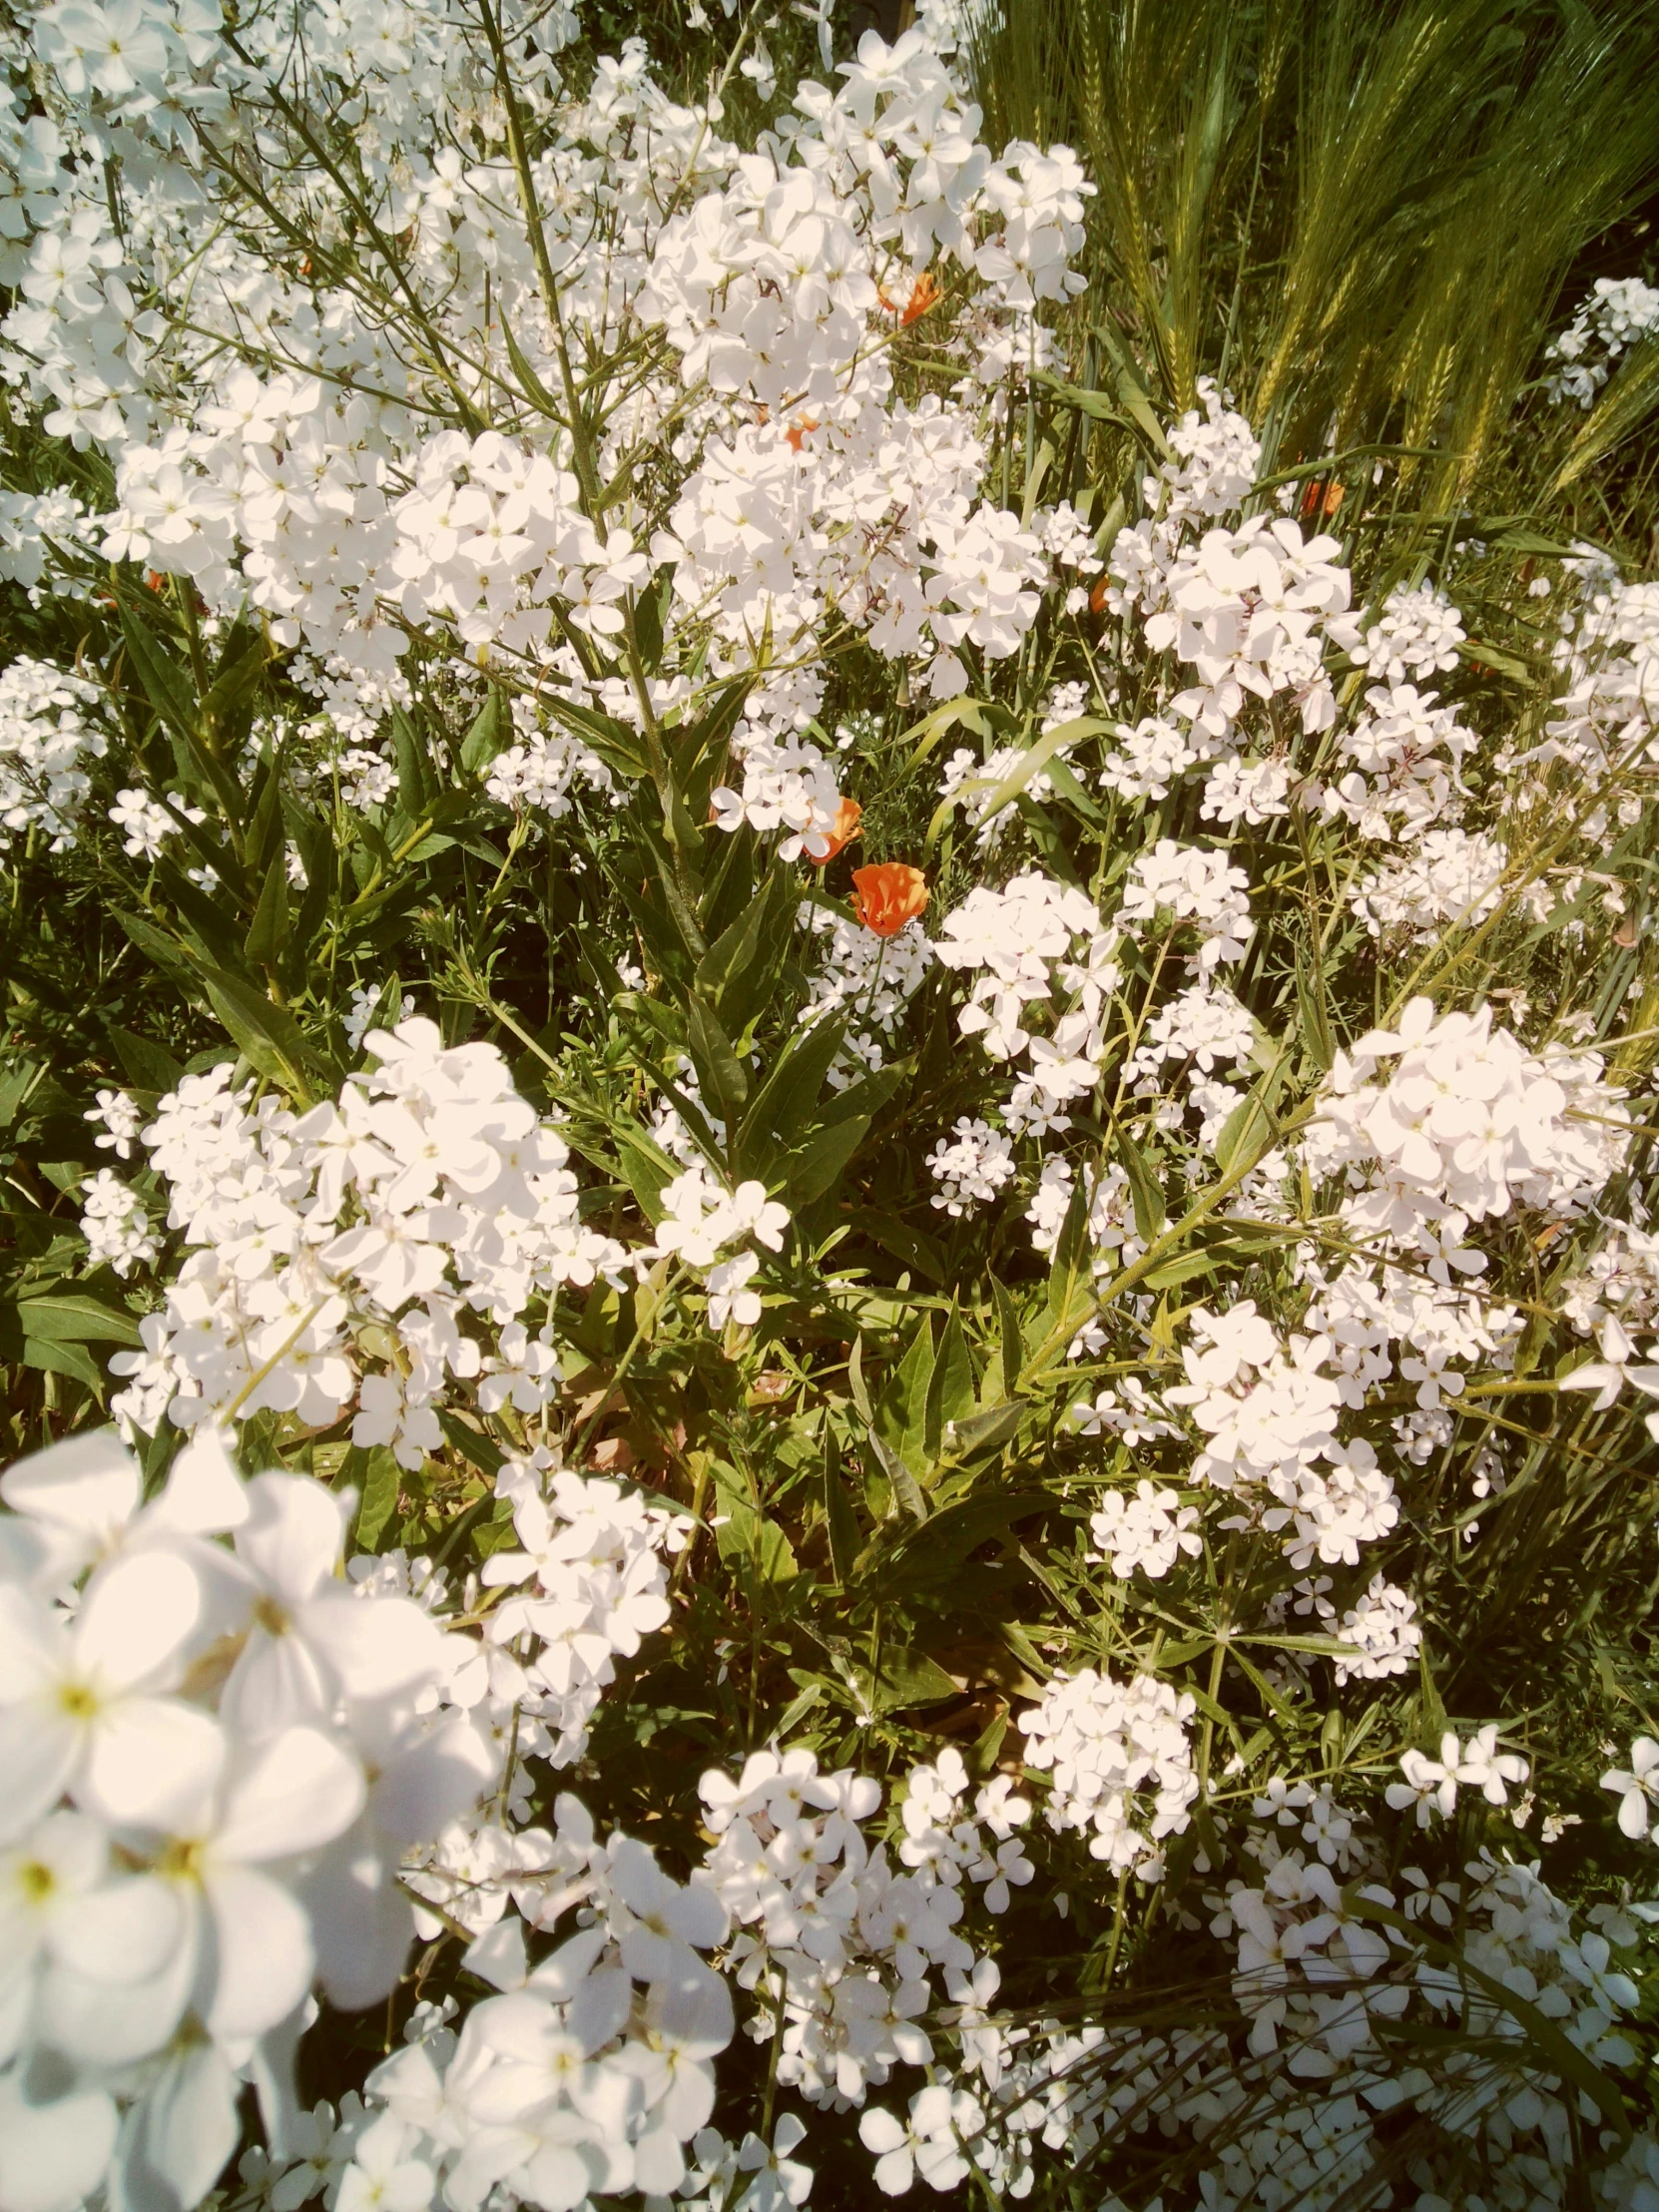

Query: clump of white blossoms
[1303,994,1629,1228]
[1086,1480,1203,1581]
[1545,274,1659,406]
[1018,1668,1199,1874]
[104,1017,633,1454]
[932,872,1121,1132]
[1351,827,1508,941]
[0,1424,500,2212]
[0,655,108,848]
[1349,582,1466,684]
[926,1115,1016,1215]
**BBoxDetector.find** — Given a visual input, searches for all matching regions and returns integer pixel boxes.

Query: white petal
[236,1475,344,1603]
[146,1429,249,1536]
[1,1429,138,1538]
[82,1698,224,1833]
[295,1591,446,1703]
[0,1702,80,1845]
[463,1918,526,1993]
[76,1551,202,1693]
[218,1629,331,1738]
[367,1713,496,1848]
[0,2076,118,2212]
[117,2033,240,2212]
[298,1827,414,2011]
[205,1864,314,2040]
[41,1897,197,2067]
[49,1873,185,1985]
[0,1583,62,1703]
[214,1727,365,1863]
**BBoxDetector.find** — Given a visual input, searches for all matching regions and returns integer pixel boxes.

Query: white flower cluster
[1350,827,1507,941]
[22,16,1090,715]
[353,1800,736,2212]
[1291,1570,1422,1685]
[698,1745,1022,2111]
[1025,1154,1141,1280]
[481,712,615,822]
[1542,572,1659,791]
[77,1165,157,1278]
[1304,995,1628,1228]
[0,656,108,849]
[1545,275,1659,406]
[932,872,1121,1133]
[0,1424,499,2212]
[459,1451,686,1775]
[1085,1481,1203,1581]
[647,1168,791,1333]
[1192,1806,1657,2209]
[1120,839,1252,971]
[105,1016,630,1455]
[1385,1725,1529,1827]
[1168,1302,1398,1571]
[925,1116,1016,1215]
[711,732,847,861]
[1349,584,1465,685]
[1322,678,1477,841]
[1018,1667,1199,1875]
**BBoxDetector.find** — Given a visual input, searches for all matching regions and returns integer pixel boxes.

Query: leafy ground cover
[5,2,1659,2208]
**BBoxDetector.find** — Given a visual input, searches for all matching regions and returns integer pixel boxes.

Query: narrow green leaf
[1115,1123,1167,1240]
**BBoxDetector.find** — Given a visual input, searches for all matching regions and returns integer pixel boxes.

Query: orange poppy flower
[900,272,941,325]
[809,797,862,864]
[1088,572,1111,615]
[852,861,928,936]
[785,416,822,452]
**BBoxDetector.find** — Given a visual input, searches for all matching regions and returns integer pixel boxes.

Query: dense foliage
[6,2,1659,2209]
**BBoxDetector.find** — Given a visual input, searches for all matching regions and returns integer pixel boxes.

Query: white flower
[1602,1737,1659,1839]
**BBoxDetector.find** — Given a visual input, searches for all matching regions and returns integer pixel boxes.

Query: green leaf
[613,1127,681,1222]
[1295,963,1336,1074]
[499,309,562,416]
[243,845,290,972]
[390,707,434,826]
[843,1207,947,1286]
[694,867,790,1030]
[782,1113,872,1206]
[737,1018,846,1165]
[855,1643,958,1714]
[547,696,649,782]
[1115,1123,1167,1241]
[1213,1061,1286,1178]
[460,689,508,774]
[1047,1173,1091,1322]
[942,1401,1025,1462]
[436,1409,506,1477]
[109,1025,183,1092]
[1138,1249,1218,1293]
[351,1444,403,1552]
[823,1424,860,1586]
[924,1308,975,1460]
[20,1336,105,1390]
[862,1488,1048,1598]
[712,1462,799,1587]
[875,1313,937,1474]
[198,966,324,1097]
[685,995,749,1131]
[991,1277,1025,1400]
[866,1430,929,1521]
[18,1293,140,1349]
